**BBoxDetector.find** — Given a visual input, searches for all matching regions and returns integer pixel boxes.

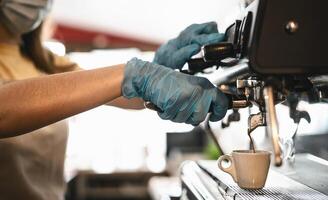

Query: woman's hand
[122,58,228,125]
[153,22,225,70]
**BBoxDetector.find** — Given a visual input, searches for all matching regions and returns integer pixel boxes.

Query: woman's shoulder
[0,46,40,79]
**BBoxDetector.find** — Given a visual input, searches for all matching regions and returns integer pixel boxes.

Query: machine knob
[202,42,235,62]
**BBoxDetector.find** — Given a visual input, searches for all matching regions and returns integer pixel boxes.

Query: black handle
[186,42,235,74]
[186,58,218,74]
[202,42,235,62]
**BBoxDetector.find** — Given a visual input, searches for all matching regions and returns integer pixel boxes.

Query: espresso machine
[179,0,328,199]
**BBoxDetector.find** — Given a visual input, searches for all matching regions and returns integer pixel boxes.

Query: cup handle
[217,155,238,183]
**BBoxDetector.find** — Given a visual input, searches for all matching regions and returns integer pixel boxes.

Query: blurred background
[42,0,328,199]
[51,0,243,51]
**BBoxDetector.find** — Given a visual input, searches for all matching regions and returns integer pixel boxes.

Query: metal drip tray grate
[197,161,328,200]
[226,185,326,200]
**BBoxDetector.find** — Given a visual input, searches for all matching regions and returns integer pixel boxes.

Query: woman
[0,0,228,199]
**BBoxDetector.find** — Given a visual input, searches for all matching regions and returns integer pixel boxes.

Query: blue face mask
[0,0,52,35]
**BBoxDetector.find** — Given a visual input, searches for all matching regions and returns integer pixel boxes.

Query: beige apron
[0,43,75,200]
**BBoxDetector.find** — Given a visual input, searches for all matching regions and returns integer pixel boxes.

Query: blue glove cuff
[122,58,147,98]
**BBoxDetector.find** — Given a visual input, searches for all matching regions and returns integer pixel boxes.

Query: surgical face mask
[0,0,53,35]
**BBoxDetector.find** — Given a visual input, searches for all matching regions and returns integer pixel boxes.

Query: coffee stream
[248,131,256,153]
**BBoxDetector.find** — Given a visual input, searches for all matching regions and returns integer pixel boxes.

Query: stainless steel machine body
[187,0,328,166]
[180,0,328,199]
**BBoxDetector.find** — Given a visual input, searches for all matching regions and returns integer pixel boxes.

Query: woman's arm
[0,64,124,138]
[71,63,145,110]
[109,97,145,109]
[0,57,229,138]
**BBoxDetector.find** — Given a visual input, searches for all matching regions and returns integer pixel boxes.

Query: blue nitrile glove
[122,58,228,125]
[153,22,225,70]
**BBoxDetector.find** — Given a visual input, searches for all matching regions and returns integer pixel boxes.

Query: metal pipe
[263,86,282,166]
[211,61,250,86]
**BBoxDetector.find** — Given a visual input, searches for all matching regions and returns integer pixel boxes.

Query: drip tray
[189,159,328,200]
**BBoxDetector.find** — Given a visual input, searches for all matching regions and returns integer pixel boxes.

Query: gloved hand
[122,58,228,125]
[153,22,225,70]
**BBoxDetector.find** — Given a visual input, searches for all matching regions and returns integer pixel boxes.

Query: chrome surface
[211,61,250,86]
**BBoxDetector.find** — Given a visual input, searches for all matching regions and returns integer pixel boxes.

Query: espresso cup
[217,150,271,189]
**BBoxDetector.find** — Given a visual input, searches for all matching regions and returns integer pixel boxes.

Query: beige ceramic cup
[217,150,271,189]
